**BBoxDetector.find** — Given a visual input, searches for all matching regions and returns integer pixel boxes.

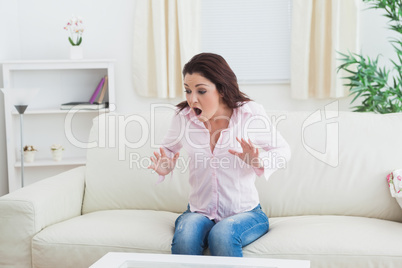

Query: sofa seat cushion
[244,215,402,267]
[32,211,402,268]
[32,210,179,268]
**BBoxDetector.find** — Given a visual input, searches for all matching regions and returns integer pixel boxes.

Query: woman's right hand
[148,147,180,176]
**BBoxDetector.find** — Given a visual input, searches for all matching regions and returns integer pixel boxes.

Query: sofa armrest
[0,166,86,268]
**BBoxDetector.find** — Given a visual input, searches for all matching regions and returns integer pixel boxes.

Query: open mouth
[193,107,202,116]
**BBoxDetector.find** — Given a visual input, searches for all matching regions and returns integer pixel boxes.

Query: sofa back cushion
[82,110,190,214]
[82,108,402,222]
[261,110,402,222]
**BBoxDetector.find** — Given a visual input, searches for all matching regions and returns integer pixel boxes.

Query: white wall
[0,0,22,196]
[0,0,397,196]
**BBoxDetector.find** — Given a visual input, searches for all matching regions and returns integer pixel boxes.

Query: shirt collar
[180,106,192,115]
[180,106,204,127]
[237,101,253,116]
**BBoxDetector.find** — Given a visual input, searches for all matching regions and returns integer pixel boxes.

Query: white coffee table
[89,252,310,268]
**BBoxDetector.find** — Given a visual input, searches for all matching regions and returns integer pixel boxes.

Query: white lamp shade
[1,88,39,106]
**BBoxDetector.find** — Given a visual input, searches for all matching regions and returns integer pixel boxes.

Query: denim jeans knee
[208,204,269,257]
[171,209,214,255]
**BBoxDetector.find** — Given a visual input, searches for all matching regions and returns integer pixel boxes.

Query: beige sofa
[1,108,402,268]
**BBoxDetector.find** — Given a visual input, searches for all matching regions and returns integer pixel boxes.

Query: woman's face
[184,73,225,122]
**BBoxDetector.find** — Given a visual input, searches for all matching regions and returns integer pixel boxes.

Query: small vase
[24,151,36,163]
[70,46,83,60]
[52,149,63,161]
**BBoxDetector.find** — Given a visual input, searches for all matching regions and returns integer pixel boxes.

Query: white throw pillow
[387,169,402,209]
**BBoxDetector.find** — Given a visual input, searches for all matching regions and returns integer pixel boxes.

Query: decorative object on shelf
[337,0,402,113]
[64,15,84,59]
[23,145,37,163]
[51,144,64,161]
[0,88,39,187]
[70,46,83,60]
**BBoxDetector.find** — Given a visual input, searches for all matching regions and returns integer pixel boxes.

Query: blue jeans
[171,204,269,257]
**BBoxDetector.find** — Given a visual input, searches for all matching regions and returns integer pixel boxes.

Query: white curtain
[132,0,200,98]
[291,0,360,99]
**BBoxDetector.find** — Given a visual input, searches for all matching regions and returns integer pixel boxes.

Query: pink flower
[397,176,402,181]
[64,15,84,45]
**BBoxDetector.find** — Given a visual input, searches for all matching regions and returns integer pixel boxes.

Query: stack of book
[60,75,109,110]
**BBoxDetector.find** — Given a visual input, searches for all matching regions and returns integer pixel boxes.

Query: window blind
[200,0,292,84]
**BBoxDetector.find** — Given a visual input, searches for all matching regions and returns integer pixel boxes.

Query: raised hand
[228,137,262,169]
[148,147,180,176]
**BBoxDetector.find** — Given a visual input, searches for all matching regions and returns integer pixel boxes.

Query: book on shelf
[60,102,106,110]
[60,75,109,110]
[89,76,105,104]
[97,75,108,103]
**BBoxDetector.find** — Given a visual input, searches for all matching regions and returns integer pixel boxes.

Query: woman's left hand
[228,137,262,169]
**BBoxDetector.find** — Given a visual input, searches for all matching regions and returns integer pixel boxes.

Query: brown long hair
[176,53,252,112]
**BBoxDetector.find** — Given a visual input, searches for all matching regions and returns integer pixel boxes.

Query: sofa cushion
[82,109,402,222]
[32,210,178,268]
[245,215,402,268]
[32,211,402,268]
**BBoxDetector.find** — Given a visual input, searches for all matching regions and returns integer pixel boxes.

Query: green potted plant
[64,15,84,59]
[337,0,402,113]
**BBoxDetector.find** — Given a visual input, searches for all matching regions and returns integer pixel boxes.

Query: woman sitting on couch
[148,53,291,257]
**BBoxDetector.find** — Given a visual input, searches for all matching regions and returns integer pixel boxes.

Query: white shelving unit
[2,59,115,192]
